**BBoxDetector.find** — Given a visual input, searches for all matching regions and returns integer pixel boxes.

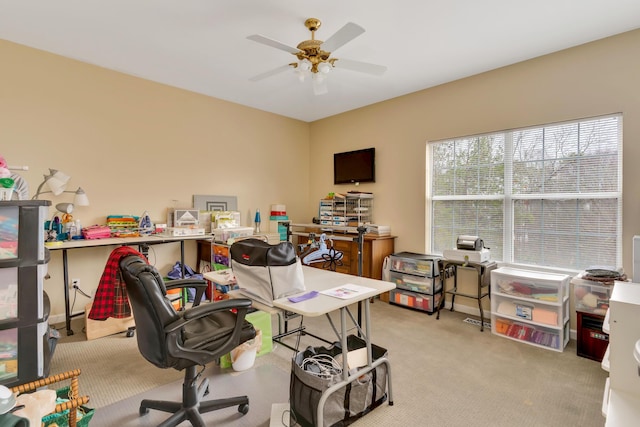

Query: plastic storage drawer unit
[386,252,443,314]
[491,267,570,352]
[572,276,612,316]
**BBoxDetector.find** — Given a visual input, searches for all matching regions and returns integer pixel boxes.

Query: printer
[456,235,485,251]
[443,235,491,263]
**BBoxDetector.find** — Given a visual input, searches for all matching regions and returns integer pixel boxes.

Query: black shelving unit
[0,200,53,387]
[387,252,442,314]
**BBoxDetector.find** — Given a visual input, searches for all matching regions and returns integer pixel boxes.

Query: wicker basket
[11,369,92,427]
[40,385,94,427]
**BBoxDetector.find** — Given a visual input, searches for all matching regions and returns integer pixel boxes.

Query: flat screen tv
[334,148,375,184]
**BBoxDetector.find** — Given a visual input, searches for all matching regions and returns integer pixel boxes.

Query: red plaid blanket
[88,246,147,320]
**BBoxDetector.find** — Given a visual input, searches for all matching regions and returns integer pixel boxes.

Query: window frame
[427,113,622,273]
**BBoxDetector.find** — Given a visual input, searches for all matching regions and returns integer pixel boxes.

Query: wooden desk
[48,234,210,335]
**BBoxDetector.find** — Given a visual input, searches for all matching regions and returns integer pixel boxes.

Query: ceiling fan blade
[321,22,365,53]
[247,34,300,54]
[334,58,387,76]
[249,64,293,82]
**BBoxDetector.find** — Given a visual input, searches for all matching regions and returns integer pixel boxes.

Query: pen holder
[0,187,14,201]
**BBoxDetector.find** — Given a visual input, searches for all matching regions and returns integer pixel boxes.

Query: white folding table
[271,266,395,426]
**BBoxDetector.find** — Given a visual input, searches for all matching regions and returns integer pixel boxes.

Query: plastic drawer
[0,327,18,384]
[491,267,569,304]
[390,252,440,277]
[0,204,48,262]
[493,317,563,350]
[493,295,561,327]
[390,271,441,295]
[389,289,440,313]
[0,267,18,320]
[572,277,612,316]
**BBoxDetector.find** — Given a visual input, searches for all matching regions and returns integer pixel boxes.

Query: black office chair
[119,255,256,427]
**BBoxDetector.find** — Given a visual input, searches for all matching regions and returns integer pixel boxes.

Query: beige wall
[2,29,639,324]
[310,29,640,269]
[1,40,310,320]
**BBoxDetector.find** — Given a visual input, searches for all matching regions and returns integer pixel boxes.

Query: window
[428,114,622,271]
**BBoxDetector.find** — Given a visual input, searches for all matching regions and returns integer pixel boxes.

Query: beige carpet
[50,301,608,426]
[91,364,289,426]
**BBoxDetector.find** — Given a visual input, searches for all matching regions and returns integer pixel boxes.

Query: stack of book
[367,224,391,236]
[106,215,140,237]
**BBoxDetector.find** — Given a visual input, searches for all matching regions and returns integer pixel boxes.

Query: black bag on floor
[290,335,388,427]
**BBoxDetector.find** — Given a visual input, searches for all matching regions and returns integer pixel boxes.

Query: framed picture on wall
[193,195,238,212]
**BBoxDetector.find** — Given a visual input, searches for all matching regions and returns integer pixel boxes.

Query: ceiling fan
[247,18,387,95]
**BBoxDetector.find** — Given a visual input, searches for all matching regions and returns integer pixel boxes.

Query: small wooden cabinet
[577,311,609,362]
[295,232,395,280]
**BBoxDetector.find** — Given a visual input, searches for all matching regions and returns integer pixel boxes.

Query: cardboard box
[84,303,135,340]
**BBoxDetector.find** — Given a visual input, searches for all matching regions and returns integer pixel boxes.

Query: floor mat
[463,317,491,329]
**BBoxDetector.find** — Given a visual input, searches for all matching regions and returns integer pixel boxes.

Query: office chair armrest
[164,279,207,291]
[165,279,208,307]
[164,298,253,333]
[184,298,252,321]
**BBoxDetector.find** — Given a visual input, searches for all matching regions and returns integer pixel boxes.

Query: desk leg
[449,267,458,311]
[62,249,73,336]
[475,266,485,332]
[180,240,186,307]
[180,241,185,278]
[436,274,444,320]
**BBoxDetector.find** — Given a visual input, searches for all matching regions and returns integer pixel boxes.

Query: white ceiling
[2,1,640,122]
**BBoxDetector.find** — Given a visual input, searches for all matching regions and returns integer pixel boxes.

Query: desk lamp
[31,168,90,206]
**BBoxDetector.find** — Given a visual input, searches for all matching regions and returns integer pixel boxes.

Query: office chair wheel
[238,403,249,415]
[126,327,135,338]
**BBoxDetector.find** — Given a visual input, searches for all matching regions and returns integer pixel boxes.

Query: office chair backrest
[120,255,181,369]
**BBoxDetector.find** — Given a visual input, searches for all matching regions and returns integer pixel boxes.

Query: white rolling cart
[601,280,640,426]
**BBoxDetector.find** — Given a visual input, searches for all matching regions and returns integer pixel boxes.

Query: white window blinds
[429,114,621,270]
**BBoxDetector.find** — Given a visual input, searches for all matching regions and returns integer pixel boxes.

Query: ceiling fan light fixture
[295,69,307,82]
[312,75,328,96]
[299,59,312,71]
[312,73,325,82]
[318,62,332,74]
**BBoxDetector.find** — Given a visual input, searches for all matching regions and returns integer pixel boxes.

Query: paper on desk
[320,284,374,299]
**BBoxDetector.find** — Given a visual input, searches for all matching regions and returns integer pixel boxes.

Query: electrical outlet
[71,278,80,289]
